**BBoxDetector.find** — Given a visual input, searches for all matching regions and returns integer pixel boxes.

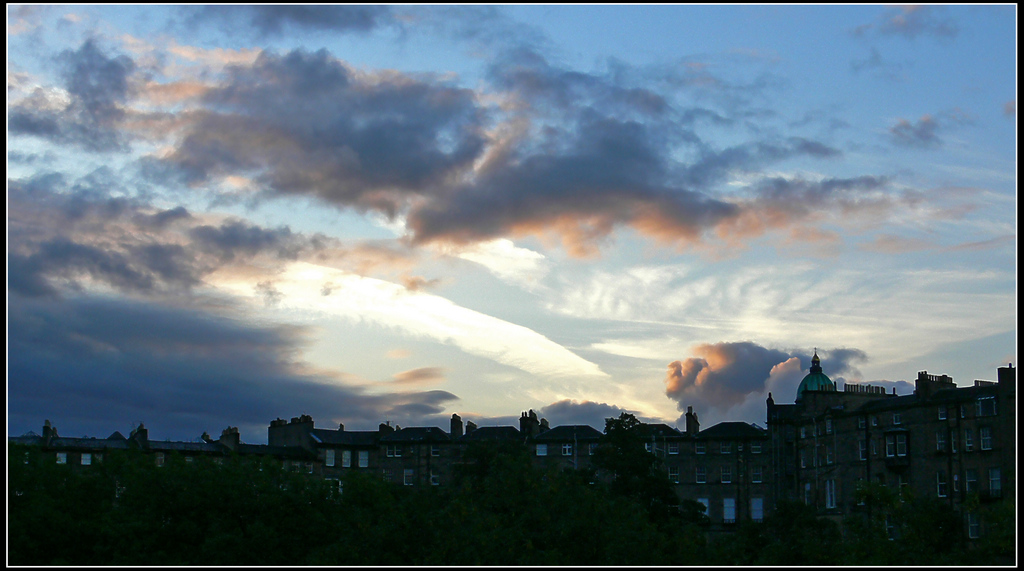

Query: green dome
[796,351,835,401]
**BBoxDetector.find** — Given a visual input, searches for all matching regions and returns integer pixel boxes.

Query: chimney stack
[450,414,464,438]
[219,426,240,450]
[685,406,700,436]
[465,420,477,435]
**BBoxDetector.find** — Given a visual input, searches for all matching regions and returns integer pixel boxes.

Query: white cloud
[210,261,607,380]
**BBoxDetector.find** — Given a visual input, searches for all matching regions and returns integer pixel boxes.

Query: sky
[7,5,1017,444]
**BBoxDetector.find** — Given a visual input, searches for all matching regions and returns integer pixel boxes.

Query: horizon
[7,5,1017,445]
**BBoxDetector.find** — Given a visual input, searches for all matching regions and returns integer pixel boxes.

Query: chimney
[685,407,700,436]
[379,422,395,435]
[201,431,214,443]
[998,363,1015,390]
[465,420,477,435]
[130,423,149,449]
[520,410,541,437]
[219,426,240,450]
[539,418,549,431]
[42,420,57,441]
[450,413,464,438]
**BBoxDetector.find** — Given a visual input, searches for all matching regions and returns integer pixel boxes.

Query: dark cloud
[7,293,464,443]
[889,115,941,148]
[665,342,869,414]
[186,5,395,38]
[189,221,304,263]
[9,40,135,152]
[161,49,486,217]
[539,400,634,429]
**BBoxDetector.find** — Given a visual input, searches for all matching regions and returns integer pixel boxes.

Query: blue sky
[7,5,1016,443]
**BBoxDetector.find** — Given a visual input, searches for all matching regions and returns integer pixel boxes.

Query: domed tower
[796,349,835,402]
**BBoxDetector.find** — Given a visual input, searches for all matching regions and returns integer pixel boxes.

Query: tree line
[7,413,1013,565]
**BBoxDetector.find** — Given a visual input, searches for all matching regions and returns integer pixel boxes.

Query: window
[668,442,679,455]
[342,450,352,468]
[825,479,836,509]
[306,462,314,474]
[979,427,992,450]
[184,456,193,463]
[430,471,440,486]
[804,483,812,505]
[722,498,736,523]
[871,439,877,456]
[720,442,731,454]
[938,406,947,420]
[953,473,960,492]
[751,442,761,454]
[81,453,92,466]
[960,405,966,419]
[695,441,705,454]
[562,443,573,456]
[696,498,710,518]
[936,472,948,497]
[325,449,336,467]
[965,469,977,492]
[826,419,833,434]
[696,466,706,483]
[668,466,680,483]
[382,468,394,482]
[976,397,996,417]
[386,444,402,458]
[826,446,833,465]
[721,466,732,483]
[358,450,368,468]
[964,429,974,452]
[800,449,807,468]
[859,439,868,460]
[155,453,165,467]
[589,443,597,455]
[737,443,744,452]
[892,413,901,425]
[858,416,866,429]
[951,434,958,454]
[885,435,895,457]
[800,427,807,439]
[403,468,415,486]
[897,474,909,501]
[535,444,548,456]
[896,434,907,456]
[752,465,763,483]
[936,431,947,452]
[431,444,440,457]
[871,416,878,427]
[751,497,764,522]
[988,468,1001,497]
[56,452,67,464]
[644,442,652,453]
[967,513,980,539]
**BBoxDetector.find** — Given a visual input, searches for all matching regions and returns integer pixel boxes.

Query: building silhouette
[10,359,1015,542]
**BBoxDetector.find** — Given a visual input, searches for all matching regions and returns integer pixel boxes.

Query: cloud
[9,40,135,152]
[889,115,941,148]
[184,6,396,38]
[664,342,869,414]
[859,234,935,254]
[1004,100,1016,116]
[853,6,959,41]
[391,367,446,385]
[538,399,636,430]
[6,292,466,442]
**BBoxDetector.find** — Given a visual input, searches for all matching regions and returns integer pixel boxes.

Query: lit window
[826,479,836,509]
[723,498,736,523]
[668,466,680,483]
[936,431,947,452]
[358,450,368,468]
[695,441,705,454]
[752,465,763,483]
[696,466,706,483]
[562,443,573,456]
[964,429,974,452]
[750,497,764,522]
[988,468,1001,497]
[56,452,67,464]
[979,427,992,450]
[721,466,732,483]
[403,468,415,486]
[81,453,92,466]
[341,450,351,468]
[325,449,336,467]
[936,472,948,497]
[535,444,547,456]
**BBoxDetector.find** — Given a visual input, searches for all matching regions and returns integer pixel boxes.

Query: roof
[796,352,836,401]
[311,428,379,447]
[460,426,521,442]
[235,443,312,459]
[149,440,224,453]
[379,426,451,443]
[635,423,684,439]
[533,425,603,442]
[698,421,767,440]
[47,437,132,451]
